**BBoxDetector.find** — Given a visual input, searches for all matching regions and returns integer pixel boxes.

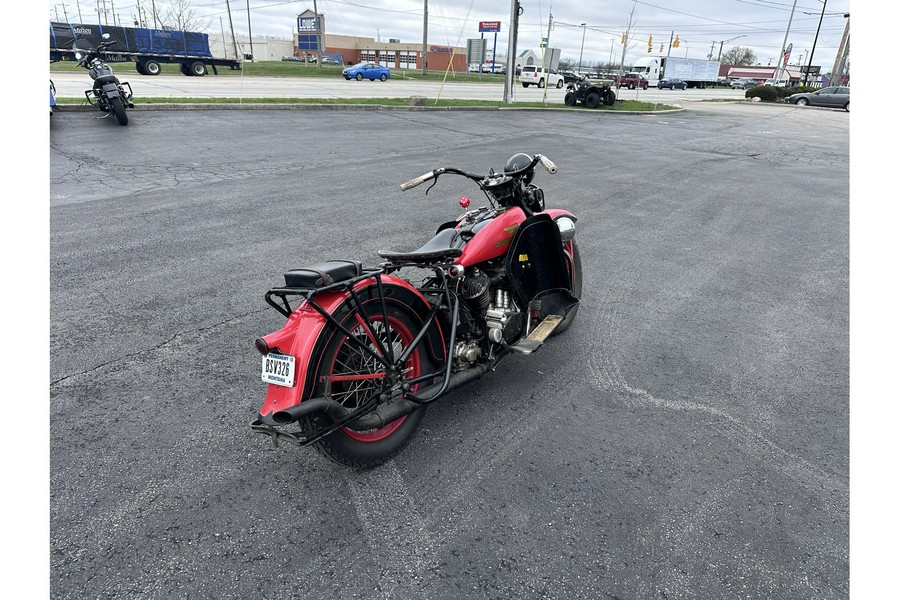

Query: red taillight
[254,338,269,356]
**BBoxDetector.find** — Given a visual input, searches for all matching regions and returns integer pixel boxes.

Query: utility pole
[831,14,849,85]
[775,0,798,82]
[503,0,521,104]
[75,0,83,23]
[312,0,322,67]
[541,7,552,104]
[618,2,637,83]
[578,23,586,73]
[422,0,428,76]
[246,1,254,61]
[707,40,715,60]
[225,0,239,62]
[151,0,157,28]
[804,0,826,85]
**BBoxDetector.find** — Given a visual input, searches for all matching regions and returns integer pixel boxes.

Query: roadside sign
[479,21,501,33]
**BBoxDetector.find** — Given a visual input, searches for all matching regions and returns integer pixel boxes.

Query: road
[49,103,849,599]
[52,72,748,104]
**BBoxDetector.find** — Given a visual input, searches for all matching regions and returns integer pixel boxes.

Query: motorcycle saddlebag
[284,260,362,288]
[505,213,578,321]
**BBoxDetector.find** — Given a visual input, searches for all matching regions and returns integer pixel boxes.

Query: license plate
[261,353,295,387]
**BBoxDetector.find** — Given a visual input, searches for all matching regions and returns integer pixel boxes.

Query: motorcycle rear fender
[257,275,446,419]
[101,83,120,98]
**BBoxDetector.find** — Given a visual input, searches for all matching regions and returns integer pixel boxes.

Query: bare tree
[721,46,757,66]
[156,0,211,32]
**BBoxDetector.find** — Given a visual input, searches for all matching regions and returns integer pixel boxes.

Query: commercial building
[293,9,466,71]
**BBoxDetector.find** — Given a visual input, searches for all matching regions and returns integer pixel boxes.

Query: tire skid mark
[584,282,846,494]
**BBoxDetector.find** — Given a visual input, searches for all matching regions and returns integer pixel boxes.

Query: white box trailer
[631,56,721,88]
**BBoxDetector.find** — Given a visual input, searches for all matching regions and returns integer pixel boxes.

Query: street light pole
[717,35,746,62]
[775,0,799,82]
[803,0,827,86]
[578,23,586,73]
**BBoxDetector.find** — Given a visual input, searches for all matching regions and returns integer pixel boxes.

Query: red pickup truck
[613,72,649,90]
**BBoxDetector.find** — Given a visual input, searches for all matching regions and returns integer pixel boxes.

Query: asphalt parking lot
[48,103,849,599]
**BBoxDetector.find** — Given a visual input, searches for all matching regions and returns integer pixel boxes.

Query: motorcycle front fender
[256,275,446,421]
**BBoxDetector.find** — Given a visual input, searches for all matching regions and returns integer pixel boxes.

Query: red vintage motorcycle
[250,153,582,468]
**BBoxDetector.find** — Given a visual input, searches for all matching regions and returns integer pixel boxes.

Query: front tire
[356,73,364,81]
[304,303,434,469]
[556,79,564,88]
[110,96,128,125]
[380,74,387,81]
[554,239,583,335]
[585,92,601,109]
[564,92,577,106]
[538,78,545,88]
[797,98,809,106]
[844,101,849,112]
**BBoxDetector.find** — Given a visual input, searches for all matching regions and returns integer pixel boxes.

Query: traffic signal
[647,35,653,53]
[673,35,680,48]
[621,32,626,44]
[659,43,664,52]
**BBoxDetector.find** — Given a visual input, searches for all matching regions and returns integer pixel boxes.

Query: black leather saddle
[378,228,463,263]
[283,260,362,288]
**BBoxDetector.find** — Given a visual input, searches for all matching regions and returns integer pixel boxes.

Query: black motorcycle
[73,34,134,125]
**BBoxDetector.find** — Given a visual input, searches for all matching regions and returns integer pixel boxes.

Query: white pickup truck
[519,66,565,89]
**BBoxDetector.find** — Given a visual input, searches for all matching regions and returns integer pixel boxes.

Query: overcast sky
[50,0,852,70]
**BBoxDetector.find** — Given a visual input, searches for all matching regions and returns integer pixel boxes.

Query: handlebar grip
[400,171,436,191]
[539,155,558,174]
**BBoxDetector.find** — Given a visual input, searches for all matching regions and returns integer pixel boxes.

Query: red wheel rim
[327,314,421,442]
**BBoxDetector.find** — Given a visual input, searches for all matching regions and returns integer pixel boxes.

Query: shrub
[745,85,778,102]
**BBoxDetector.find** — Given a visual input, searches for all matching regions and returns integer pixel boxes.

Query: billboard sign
[479,21,501,33]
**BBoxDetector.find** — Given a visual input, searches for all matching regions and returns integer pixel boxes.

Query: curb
[52,102,687,115]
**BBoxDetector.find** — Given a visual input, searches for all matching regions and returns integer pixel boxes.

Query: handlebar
[399,154,556,192]
[400,170,438,191]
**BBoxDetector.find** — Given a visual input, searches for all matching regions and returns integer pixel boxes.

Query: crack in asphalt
[49,308,269,387]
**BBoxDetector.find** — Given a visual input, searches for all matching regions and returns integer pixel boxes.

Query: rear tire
[304,303,434,469]
[190,61,207,76]
[110,96,128,125]
[556,79,564,88]
[538,78,545,88]
[843,101,849,112]
[603,90,616,105]
[356,73,363,81]
[585,92,601,109]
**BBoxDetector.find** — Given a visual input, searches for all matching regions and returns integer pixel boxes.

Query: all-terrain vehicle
[564,77,616,108]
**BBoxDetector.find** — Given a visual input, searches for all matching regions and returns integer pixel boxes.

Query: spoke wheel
[305,302,434,468]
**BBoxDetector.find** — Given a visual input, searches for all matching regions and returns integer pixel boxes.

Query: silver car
[787,86,850,112]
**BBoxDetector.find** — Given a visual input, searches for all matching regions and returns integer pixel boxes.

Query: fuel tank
[455,207,575,267]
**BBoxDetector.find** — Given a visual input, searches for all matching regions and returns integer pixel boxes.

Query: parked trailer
[631,56,721,89]
[50,21,240,76]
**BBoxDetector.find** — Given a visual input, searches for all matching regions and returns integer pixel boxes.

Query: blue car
[342,62,391,81]
[658,78,687,90]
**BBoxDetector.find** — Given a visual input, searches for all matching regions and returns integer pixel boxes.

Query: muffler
[271,363,492,430]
